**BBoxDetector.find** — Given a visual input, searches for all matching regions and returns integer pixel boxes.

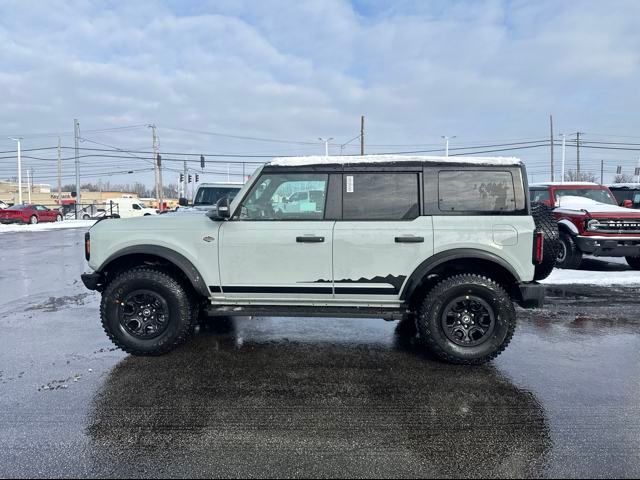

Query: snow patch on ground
[542,257,640,285]
[0,220,95,234]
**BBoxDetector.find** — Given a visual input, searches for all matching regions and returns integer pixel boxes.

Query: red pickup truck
[529,182,640,270]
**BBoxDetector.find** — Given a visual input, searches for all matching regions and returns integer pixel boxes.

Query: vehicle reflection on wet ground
[0,229,639,478]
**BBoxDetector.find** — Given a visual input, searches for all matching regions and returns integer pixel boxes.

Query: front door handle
[297,236,325,243]
[395,236,424,243]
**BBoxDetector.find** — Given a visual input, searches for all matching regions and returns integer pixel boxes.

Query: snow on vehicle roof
[608,183,640,188]
[529,182,601,187]
[269,155,522,167]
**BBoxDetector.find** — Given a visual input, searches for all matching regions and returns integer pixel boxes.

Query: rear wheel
[556,232,583,269]
[82,214,91,220]
[29,215,38,225]
[416,274,516,365]
[56,214,63,222]
[626,256,640,270]
[100,267,194,355]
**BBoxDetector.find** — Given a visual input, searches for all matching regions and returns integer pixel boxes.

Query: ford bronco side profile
[82,155,546,365]
[530,182,640,269]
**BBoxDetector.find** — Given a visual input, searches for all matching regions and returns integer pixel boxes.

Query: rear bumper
[81,272,105,292]
[518,282,545,309]
[576,235,640,257]
[0,218,24,224]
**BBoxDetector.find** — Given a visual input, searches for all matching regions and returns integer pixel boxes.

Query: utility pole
[549,115,554,182]
[574,131,583,176]
[636,157,640,184]
[149,124,163,211]
[57,137,62,206]
[8,137,23,204]
[74,119,81,206]
[183,160,188,199]
[360,115,365,155]
[560,133,566,182]
[27,169,32,203]
[441,135,456,157]
[601,160,604,185]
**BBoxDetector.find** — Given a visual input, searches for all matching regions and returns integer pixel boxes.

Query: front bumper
[81,272,105,292]
[576,235,640,257]
[518,282,545,309]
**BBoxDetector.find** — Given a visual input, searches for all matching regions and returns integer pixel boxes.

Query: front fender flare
[558,219,579,235]
[98,245,210,297]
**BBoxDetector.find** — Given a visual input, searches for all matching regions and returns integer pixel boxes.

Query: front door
[219,172,334,301]
[332,172,434,304]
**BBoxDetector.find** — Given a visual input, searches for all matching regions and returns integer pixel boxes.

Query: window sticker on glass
[346,175,354,193]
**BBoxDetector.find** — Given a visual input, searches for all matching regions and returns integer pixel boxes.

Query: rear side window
[343,173,419,220]
[438,171,516,212]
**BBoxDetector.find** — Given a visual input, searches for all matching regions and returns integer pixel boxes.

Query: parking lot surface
[1,229,639,478]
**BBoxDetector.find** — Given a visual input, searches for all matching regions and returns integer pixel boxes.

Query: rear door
[332,170,433,304]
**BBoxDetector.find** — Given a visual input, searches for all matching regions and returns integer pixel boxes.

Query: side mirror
[623,200,633,208]
[207,196,231,221]
[178,197,188,207]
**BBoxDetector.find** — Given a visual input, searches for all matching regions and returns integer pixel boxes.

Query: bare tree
[613,173,635,183]
[564,170,598,182]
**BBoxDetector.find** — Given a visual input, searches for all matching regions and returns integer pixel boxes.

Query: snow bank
[270,155,522,167]
[542,257,640,285]
[0,220,96,234]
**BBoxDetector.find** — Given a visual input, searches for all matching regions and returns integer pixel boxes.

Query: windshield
[194,187,241,206]
[555,188,616,205]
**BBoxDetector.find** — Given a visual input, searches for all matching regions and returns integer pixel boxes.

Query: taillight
[533,231,544,264]
[85,232,91,261]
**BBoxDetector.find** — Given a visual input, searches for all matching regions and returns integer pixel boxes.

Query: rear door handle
[297,236,325,243]
[395,236,424,243]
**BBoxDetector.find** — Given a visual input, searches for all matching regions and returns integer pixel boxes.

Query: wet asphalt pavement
[1,229,640,478]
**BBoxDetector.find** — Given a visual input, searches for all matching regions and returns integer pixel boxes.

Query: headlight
[587,219,600,231]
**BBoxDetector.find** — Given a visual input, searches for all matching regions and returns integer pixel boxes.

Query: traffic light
[195,174,199,183]
[200,155,205,169]
[188,174,192,183]
[156,154,162,167]
[179,173,184,183]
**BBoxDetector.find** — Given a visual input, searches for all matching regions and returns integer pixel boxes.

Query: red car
[0,204,63,225]
[530,182,640,269]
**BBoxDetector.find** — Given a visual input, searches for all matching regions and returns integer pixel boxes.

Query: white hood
[554,196,631,214]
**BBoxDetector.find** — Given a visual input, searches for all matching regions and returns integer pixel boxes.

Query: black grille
[591,219,640,234]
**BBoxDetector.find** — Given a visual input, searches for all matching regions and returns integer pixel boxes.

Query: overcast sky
[1,0,640,186]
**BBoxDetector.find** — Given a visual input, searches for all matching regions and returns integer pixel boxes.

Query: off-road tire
[417,274,516,365]
[556,232,583,270]
[626,256,640,270]
[100,267,194,355]
[531,202,560,280]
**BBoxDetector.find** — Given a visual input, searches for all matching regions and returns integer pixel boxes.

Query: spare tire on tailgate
[531,202,560,281]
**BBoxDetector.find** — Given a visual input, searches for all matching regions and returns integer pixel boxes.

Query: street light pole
[560,133,566,182]
[441,135,456,157]
[318,137,333,158]
[9,137,23,204]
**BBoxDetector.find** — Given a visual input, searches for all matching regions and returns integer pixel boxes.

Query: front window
[238,173,328,220]
[132,204,142,210]
[194,187,241,206]
[554,188,616,205]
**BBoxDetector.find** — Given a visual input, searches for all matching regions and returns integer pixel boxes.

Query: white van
[105,197,157,218]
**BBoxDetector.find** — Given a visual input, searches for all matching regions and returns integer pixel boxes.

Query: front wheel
[626,256,640,270]
[556,232,583,269]
[100,267,195,355]
[56,214,63,222]
[417,274,516,365]
[29,215,38,225]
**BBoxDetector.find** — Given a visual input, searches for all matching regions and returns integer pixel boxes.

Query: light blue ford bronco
[82,155,547,365]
